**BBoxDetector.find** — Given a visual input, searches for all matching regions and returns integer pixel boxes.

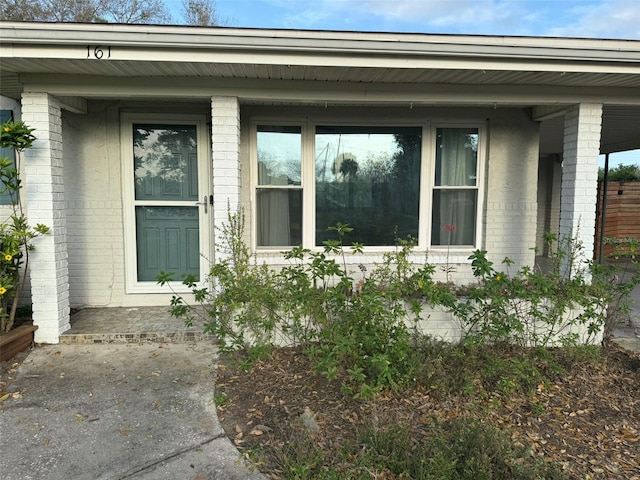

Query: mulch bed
[215,344,640,479]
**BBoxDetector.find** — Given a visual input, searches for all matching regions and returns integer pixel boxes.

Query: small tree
[181,0,224,26]
[0,0,171,23]
[598,163,640,182]
[0,120,49,334]
[1,0,224,24]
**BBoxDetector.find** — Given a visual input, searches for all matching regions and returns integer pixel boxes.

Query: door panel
[135,206,200,281]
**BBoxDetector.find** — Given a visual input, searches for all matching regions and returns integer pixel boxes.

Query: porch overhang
[1,22,640,343]
[2,21,640,153]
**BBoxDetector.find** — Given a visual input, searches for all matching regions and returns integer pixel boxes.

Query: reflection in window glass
[133,124,198,201]
[256,126,303,247]
[315,126,421,246]
[432,127,479,246]
[257,125,301,185]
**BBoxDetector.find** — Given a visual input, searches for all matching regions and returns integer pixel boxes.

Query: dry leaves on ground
[216,344,640,480]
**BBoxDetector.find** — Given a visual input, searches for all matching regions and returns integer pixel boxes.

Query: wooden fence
[595,181,640,260]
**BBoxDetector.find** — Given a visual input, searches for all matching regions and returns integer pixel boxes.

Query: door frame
[121,113,212,294]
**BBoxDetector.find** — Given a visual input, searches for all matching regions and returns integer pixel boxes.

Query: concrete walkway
[0,342,266,480]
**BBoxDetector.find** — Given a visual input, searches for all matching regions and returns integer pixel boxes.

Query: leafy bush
[359,418,566,480]
[159,210,637,392]
[454,233,611,347]
[272,415,567,480]
[600,236,640,339]
[158,211,441,394]
[0,120,49,334]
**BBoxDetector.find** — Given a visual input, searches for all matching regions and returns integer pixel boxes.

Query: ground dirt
[215,343,640,480]
[2,340,638,479]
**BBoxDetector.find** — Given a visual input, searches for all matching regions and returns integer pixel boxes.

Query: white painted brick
[211,97,241,261]
[22,92,70,343]
[560,103,602,275]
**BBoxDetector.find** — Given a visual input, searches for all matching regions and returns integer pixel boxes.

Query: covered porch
[1,22,639,344]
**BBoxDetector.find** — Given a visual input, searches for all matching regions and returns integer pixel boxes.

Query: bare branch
[181,0,223,26]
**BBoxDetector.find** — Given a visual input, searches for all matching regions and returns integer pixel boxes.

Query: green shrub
[0,120,49,334]
[598,163,640,182]
[158,210,637,393]
[454,233,612,347]
[158,212,437,393]
[358,418,566,480]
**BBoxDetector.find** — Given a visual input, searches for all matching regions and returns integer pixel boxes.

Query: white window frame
[426,123,486,251]
[121,113,212,294]
[250,120,307,251]
[250,117,486,253]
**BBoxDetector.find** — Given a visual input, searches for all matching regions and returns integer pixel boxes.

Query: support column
[211,96,241,260]
[21,92,70,343]
[559,103,603,277]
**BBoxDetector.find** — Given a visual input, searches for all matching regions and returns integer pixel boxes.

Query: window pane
[134,124,198,201]
[315,126,421,246]
[257,189,302,247]
[431,190,477,246]
[257,125,301,186]
[435,128,478,187]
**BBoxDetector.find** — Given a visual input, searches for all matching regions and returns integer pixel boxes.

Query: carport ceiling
[540,105,640,155]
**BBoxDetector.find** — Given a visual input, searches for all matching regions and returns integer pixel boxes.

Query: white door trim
[121,113,212,294]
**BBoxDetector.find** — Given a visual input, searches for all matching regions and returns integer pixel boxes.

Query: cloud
[260,0,639,39]
[545,0,640,39]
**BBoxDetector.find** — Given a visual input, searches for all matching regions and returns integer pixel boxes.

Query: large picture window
[315,126,422,246]
[253,121,482,251]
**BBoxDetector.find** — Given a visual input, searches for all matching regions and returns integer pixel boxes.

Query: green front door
[133,124,203,282]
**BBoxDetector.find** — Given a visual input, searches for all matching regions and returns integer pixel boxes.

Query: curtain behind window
[432,128,478,246]
[256,125,302,247]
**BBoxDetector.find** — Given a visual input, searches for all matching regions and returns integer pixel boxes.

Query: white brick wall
[21,92,71,343]
[484,201,538,268]
[483,110,540,272]
[560,103,602,277]
[211,96,241,260]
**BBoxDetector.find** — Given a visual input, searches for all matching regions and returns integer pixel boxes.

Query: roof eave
[2,21,640,68]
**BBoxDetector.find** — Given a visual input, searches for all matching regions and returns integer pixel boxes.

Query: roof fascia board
[20,75,640,106]
[2,22,640,68]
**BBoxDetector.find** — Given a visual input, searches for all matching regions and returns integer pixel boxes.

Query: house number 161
[86,45,111,59]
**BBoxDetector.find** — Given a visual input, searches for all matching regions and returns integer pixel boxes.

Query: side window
[0,110,15,205]
[431,127,479,246]
[255,125,303,247]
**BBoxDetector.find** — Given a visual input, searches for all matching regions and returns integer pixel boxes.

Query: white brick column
[211,96,241,260]
[559,103,603,277]
[21,92,70,343]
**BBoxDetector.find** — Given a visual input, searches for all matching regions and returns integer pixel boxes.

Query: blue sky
[169,0,640,39]
[165,0,640,167]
